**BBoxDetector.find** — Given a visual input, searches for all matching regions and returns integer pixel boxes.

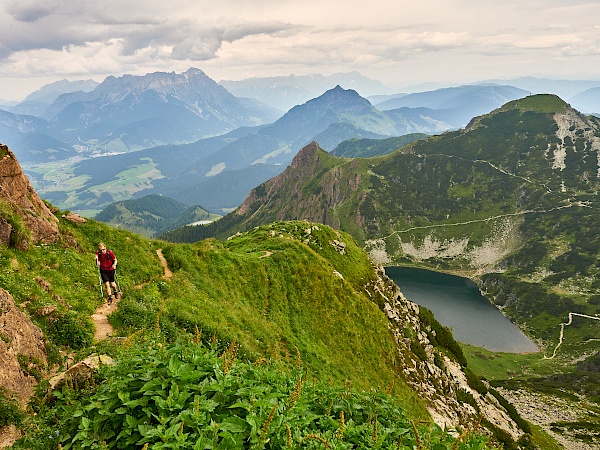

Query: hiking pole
[97,267,104,297]
[114,270,122,294]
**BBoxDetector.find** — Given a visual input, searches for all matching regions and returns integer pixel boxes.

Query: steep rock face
[370,267,523,440]
[0,144,59,248]
[0,287,47,404]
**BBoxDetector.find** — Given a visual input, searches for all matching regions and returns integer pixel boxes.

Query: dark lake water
[386,267,539,353]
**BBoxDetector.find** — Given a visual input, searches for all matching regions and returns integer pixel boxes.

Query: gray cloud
[4,0,62,22]
[1,0,600,100]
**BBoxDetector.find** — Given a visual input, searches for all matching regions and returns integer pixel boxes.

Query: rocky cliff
[0,143,59,248]
[371,266,524,441]
[0,287,47,405]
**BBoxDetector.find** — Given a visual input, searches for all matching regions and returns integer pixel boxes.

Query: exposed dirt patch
[0,426,21,449]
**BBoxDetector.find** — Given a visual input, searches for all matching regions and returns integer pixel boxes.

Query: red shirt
[96,250,116,271]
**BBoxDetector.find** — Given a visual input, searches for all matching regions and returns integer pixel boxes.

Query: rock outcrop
[370,267,524,441]
[0,143,59,248]
[0,287,47,405]
[46,355,115,402]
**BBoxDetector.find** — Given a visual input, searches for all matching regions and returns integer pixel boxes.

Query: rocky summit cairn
[0,144,59,248]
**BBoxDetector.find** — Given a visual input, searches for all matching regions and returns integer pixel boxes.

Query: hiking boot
[115,291,123,299]
[107,294,114,304]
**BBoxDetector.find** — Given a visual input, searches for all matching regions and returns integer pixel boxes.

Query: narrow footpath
[91,248,173,341]
[91,296,122,341]
[545,312,600,359]
[156,248,173,279]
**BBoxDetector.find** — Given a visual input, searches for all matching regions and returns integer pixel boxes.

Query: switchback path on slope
[91,248,173,341]
[545,312,600,359]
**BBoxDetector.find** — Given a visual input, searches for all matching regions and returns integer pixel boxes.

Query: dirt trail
[91,248,173,342]
[91,296,122,341]
[545,312,600,359]
[156,248,173,279]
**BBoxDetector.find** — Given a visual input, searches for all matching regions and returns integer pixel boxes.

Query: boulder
[46,354,115,401]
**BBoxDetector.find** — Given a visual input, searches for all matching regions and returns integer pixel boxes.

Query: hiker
[95,242,121,303]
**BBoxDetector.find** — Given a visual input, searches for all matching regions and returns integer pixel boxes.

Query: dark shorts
[100,269,115,283]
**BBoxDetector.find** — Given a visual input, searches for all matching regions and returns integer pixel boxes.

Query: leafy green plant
[15,334,494,449]
[46,310,94,349]
[0,388,24,427]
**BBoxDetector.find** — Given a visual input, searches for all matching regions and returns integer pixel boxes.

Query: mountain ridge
[0,144,538,448]
[29,85,460,214]
[95,194,220,237]
[159,94,600,446]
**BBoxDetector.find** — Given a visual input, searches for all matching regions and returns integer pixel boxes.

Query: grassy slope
[0,215,505,448]
[0,216,428,421]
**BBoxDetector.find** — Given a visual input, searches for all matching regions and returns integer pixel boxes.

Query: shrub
[465,367,488,395]
[47,310,94,349]
[411,339,428,362]
[488,388,531,433]
[418,306,468,367]
[0,389,24,427]
[14,335,494,450]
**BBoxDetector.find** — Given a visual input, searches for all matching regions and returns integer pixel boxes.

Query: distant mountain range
[1,68,280,164]
[569,87,600,115]
[4,68,600,216]
[219,71,393,112]
[4,79,99,117]
[480,76,600,109]
[372,84,529,126]
[32,84,515,214]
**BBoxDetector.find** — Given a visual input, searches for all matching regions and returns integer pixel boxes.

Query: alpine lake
[385,267,539,353]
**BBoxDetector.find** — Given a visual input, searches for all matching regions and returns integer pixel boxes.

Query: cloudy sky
[1,0,599,101]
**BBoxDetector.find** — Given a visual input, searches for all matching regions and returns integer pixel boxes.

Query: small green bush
[488,388,531,433]
[411,340,428,362]
[465,368,488,396]
[0,389,24,427]
[47,310,94,349]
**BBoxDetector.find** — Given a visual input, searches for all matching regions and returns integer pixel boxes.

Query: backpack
[97,249,115,269]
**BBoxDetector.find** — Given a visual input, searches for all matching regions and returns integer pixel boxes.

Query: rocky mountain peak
[290,140,321,169]
[0,144,59,248]
[94,68,224,99]
[314,85,372,110]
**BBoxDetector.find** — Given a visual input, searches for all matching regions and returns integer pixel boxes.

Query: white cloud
[1,0,600,100]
